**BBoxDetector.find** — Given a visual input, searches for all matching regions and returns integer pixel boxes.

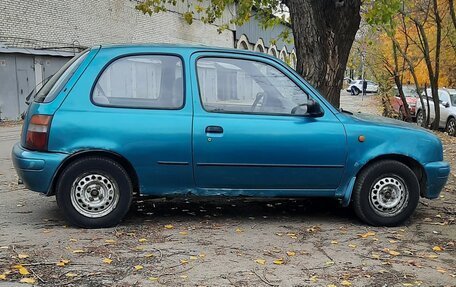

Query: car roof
[92,43,279,60]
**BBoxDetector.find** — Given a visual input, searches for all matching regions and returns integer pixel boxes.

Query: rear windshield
[35,51,88,103]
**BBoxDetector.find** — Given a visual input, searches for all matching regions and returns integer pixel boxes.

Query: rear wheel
[446,117,456,136]
[56,157,133,228]
[352,160,420,226]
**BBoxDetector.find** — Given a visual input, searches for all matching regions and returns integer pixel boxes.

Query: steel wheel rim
[447,120,456,135]
[369,176,409,217]
[70,173,119,218]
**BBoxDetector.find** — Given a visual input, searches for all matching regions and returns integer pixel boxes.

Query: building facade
[0,0,295,119]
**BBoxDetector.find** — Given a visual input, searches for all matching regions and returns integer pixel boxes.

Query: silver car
[416,88,456,136]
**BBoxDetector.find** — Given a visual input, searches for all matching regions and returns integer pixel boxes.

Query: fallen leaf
[273,259,284,265]
[348,244,357,248]
[103,258,113,264]
[432,246,443,252]
[235,228,243,233]
[20,278,36,284]
[144,253,154,258]
[179,231,188,235]
[402,283,414,286]
[341,280,352,286]
[286,251,296,256]
[199,253,206,258]
[164,224,174,229]
[18,267,30,275]
[180,259,189,264]
[134,265,143,271]
[389,250,401,256]
[69,238,78,242]
[0,274,6,280]
[18,254,29,259]
[427,254,439,259]
[255,259,266,265]
[105,239,116,244]
[310,275,318,282]
[325,261,335,266]
[436,267,446,273]
[138,238,148,243]
[180,275,188,279]
[359,231,376,238]
[148,277,159,281]
[72,249,85,254]
[327,285,337,287]
[65,272,78,277]
[331,240,338,244]
[56,262,66,267]
[190,256,198,260]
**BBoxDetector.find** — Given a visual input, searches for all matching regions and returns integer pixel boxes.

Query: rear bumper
[423,161,451,199]
[12,143,67,194]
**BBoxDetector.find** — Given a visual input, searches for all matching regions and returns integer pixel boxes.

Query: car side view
[12,44,450,228]
[416,88,456,136]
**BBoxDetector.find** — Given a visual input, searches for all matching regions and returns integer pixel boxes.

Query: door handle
[205,126,224,134]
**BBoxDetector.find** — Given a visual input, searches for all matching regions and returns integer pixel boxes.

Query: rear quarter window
[92,55,184,109]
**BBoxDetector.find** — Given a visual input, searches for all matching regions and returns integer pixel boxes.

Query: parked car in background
[390,86,420,120]
[12,44,449,228]
[416,88,456,136]
[347,80,379,95]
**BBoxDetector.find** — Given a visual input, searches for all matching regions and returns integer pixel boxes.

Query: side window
[196,57,309,115]
[93,55,184,109]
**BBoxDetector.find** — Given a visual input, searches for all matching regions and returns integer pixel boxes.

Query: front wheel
[56,157,133,228]
[446,117,456,136]
[416,109,425,127]
[352,160,420,226]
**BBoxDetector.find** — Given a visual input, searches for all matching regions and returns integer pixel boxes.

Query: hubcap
[448,120,456,136]
[369,176,408,217]
[417,111,424,126]
[70,173,119,218]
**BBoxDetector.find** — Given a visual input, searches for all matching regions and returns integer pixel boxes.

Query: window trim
[195,55,324,118]
[90,53,186,110]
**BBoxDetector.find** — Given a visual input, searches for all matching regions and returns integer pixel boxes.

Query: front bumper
[423,161,451,199]
[12,143,68,194]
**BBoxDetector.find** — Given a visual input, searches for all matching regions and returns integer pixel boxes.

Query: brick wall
[0,0,234,49]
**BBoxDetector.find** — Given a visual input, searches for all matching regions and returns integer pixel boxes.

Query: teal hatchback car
[13,44,450,228]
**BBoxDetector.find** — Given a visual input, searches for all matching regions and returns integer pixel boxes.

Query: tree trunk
[287,0,361,108]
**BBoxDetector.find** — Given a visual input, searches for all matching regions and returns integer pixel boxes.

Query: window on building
[93,55,183,109]
[197,57,309,116]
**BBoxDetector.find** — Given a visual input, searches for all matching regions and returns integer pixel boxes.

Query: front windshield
[35,51,88,103]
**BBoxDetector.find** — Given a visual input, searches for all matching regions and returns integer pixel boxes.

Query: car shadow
[124,197,360,225]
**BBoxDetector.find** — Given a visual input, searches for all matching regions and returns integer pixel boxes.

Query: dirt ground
[0,94,454,287]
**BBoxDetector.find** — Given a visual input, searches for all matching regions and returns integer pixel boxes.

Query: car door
[190,53,347,191]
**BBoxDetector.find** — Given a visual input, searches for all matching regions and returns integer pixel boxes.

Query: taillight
[25,115,52,151]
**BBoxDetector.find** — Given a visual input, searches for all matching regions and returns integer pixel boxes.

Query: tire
[416,109,424,127]
[352,87,360,95]
[446,117,456,136]
[56,157,133,228]
[352,160,420,226]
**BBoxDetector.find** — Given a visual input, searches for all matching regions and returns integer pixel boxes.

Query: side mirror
[306,99,324,117]
[442,101,450,108]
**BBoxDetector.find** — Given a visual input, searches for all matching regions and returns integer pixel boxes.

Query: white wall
[0,0,234,49]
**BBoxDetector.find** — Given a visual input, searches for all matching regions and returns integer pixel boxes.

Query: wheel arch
[48,150,140,196]
[356,154,426,197]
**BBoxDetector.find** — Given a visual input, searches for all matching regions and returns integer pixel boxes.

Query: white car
[416,88,456,136]
[346,80,379,95]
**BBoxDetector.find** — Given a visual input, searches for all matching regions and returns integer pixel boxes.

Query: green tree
[136,0,362,108]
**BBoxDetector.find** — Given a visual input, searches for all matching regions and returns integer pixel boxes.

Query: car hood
[343,112,431,133]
